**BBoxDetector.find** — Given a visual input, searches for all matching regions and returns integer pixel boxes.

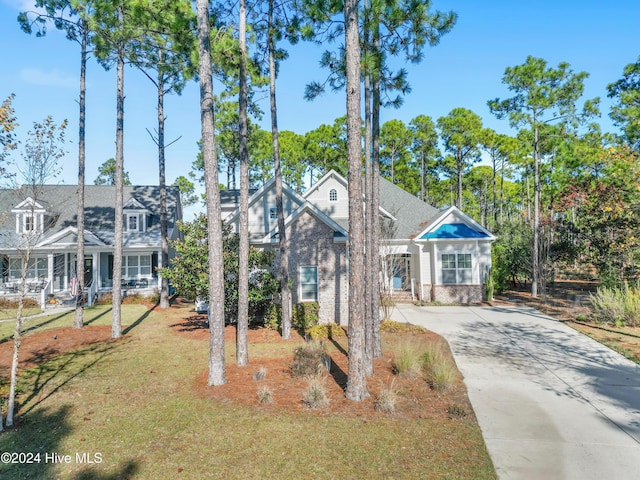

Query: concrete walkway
[392,304,640,480]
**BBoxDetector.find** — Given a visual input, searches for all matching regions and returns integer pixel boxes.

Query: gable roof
[261,200,348,244]
[224,177,303,224]
[378,177,440,240]
[0,185,182,250]
[416,206,495,242]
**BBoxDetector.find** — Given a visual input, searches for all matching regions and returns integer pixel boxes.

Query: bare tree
[4,116,67,428]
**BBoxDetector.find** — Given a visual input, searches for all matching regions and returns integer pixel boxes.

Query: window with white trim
[121,254,152,278]
[329,188,338,202]
[441,253,472,284]
[8,257,47,279]
[127,214,140,232]
[24,214,35,232]
[300,266,318,302]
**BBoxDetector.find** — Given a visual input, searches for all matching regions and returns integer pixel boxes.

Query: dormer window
[270,207,277,219]
[12,197,46,235]
[123,197,150,233]
[329,189,338,202]
[24,215,35,232]
[128,214,139,232]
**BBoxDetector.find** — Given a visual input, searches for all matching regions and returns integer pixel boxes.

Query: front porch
[1,250,163,309]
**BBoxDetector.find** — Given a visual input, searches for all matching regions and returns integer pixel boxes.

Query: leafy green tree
[94,158,131,185]
[379,119,411,186]
[162,215,278,323]
[304,117,347,180]
[607,57,640,151]
[437,108,483,210]
[557,145,640,285]
[173,174,199,207]
[409,114,439,203]
[488,56,599,297]
[480,129,518,228]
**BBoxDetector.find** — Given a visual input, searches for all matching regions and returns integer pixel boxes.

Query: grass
[570,321,640,364]
[0,305,148,343]
[0,304,496,479]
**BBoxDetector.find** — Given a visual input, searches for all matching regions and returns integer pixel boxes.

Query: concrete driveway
[391,304,640,480]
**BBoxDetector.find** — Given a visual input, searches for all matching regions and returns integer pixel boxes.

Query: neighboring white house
[224,170,495,325]
[0,185,182,307]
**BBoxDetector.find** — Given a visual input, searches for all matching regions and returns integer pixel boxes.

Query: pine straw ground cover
[0,300,495,480]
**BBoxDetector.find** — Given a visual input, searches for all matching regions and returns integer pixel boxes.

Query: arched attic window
[329,188,338,202]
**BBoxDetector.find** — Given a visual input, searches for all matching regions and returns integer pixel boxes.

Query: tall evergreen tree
[489,56,598,297]
[195,0,226,385]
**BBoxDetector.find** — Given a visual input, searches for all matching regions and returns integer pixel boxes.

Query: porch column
[157,249,162,290]
[47,253,54,291]
[64,253,69,289]
[92,252,99,288]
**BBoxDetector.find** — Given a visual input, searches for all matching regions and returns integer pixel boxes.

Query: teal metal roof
[421,223,489,239]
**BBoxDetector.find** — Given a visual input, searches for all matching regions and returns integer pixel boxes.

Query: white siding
[305,176,349,219]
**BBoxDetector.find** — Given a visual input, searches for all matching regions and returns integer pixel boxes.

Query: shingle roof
[0,185,181,250]
[378,177,440,239]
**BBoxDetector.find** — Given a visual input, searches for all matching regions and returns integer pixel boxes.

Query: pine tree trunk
[269,0,291,340]
[344,0,369,401]
[112,38,124,339]
[371,23,382,359]
[363,9,374,376]
[236,0,250,366]
[532,122,540,298]
[74,25,87,329]
[5,296,24,427]
[157,50,170,310]
[196,0,226,386]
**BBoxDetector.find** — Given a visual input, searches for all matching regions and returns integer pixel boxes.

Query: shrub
[375,380,398,414]
[308,323,346,341]
[263,303,281,331]
[94,293,112,305]
[0,297,39,309]
[302,375,329,409]
[257,385,273,405]
[291,341,329,378]
[590,284,640,327]
[391,342,422,377]
[447,404,467,419]
[380,320,428,334]
[380,293,395,320]
[293,302,320,332]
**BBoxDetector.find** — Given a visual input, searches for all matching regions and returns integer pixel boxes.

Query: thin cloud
[19,68,77,89]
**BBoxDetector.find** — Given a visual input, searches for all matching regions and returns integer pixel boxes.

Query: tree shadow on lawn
[19,339,125,417]
[0,311,72,345]
[0,404,140,479]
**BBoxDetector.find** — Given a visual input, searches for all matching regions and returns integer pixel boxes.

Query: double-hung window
[441,253,472,284]
[300,266,318,302]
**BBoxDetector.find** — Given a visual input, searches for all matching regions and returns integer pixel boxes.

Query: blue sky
[1,0,639,210]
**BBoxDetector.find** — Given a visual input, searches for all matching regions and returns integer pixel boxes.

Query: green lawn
[0,304,496,479]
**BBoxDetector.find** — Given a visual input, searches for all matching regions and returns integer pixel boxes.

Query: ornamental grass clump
[302,375,329,409]
[375,380,399,414]
[257,385,273,404]
[391,341,422,378]
[427,360,458,393]
[252,367,267,381]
